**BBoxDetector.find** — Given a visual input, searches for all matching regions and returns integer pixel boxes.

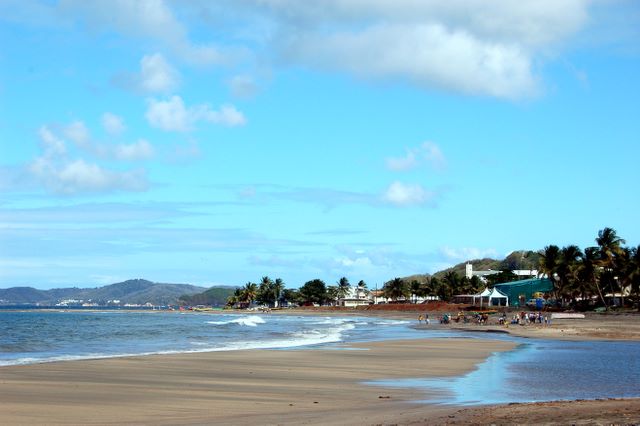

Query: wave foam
[207,316,266,327]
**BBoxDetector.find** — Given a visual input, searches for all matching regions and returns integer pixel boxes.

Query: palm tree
[337,277,351,300]
[596,227,626,267]
[539,245,561,300]
[557,245,583,305]
[326,286,340,305]
[580,247,606,309]
[273,278,284,308]
[596,227,626,309]
[409,280,422,303]
[241,282,258,307]
[383,278,408,301]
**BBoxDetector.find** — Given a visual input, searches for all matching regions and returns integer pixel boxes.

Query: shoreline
[2,310,639,424]
[0,338,514,425]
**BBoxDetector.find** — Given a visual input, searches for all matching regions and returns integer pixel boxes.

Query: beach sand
[0,338,511,425]
[2,312,640,425]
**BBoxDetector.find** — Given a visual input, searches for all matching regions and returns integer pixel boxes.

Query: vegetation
[538,227,640,311]
[178,286,236,306]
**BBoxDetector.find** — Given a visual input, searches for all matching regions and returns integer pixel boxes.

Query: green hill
[179,286,237,306]
[415,250,540,281]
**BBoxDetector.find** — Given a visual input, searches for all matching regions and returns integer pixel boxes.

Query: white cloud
[101,113,126,135]
[28,125,150,195]
[386,141,446,171]
[113,139,154,161]
[38,126,66,155]
[114,53,180,94]
[234,0,591,99]
[29,153,148,195]
[59,0,226,66]
[145,96,247,132]
[382,181,435,206]
[386,150,417,172]
[285,23,536,99]
[139,53,180,93]
[63,121,90,147]
[145,96,190,131]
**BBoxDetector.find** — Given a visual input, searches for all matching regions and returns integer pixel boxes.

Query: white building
[465,263,537,281]
[338,285,372,307]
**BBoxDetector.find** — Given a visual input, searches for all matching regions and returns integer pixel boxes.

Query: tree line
[223,227,639,311]
[537,227,639,311]
[226,276,368,308]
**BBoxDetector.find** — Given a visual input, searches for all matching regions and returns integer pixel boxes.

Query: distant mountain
[0,279,207,306]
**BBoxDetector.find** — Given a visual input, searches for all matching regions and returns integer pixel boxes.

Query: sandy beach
[1,338,513,425]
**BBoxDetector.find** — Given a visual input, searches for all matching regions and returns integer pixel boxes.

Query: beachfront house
[338,285,372,307]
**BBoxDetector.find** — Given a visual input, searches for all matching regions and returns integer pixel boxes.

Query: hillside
[418,250,541,281]
[0,279,207,306]
[178,286,237,306]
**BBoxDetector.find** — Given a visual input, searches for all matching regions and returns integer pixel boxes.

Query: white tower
[465,263,473,279]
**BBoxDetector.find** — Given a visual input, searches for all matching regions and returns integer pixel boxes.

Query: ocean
[1,310,639,405]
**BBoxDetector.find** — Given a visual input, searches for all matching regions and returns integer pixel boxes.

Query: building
[338,285,373,307]
[493,278,554,307]
[465,263,538,281]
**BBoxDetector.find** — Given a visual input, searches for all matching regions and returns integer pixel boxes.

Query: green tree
[337,277,351,299]
[383,278,408,301]
[596,227,626,310]
[557,245,583,304]
[539,245,561,299]
[326,286,340,305]
[299,279,327,305]
[237,282,257,308]
[281,288,300,306]
[409,280,422,303]
[256,276,275,307]
[273,278,285,307]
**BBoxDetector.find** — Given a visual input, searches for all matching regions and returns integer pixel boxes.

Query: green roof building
[493,278,554,307]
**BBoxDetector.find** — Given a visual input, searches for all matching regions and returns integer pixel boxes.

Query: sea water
[0,310,416,366]
[1,310,638,405]
[368,333,640,405]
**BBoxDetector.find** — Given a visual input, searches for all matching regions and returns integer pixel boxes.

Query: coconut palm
[383,278,408,301]
[337,277,351,299]
[579,247,606,309]
[409,280,422,303]
[557,245,583,304]
[596,227,626,309]
[273,278,285,308]
[241,282,258,307]
[539,245,561,300]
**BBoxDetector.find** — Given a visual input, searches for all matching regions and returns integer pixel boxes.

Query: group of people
[417,313,430,324]
[418,311,552,327]
[508,311,550,326]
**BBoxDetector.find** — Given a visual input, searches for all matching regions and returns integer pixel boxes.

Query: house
[338,285,372,307]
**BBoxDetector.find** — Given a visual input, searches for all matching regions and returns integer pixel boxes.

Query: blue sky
[1,1,639,290]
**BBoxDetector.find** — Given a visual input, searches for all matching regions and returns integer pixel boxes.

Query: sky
[1,1,639,290]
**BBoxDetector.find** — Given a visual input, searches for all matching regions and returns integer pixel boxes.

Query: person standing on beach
[418,314,424,324]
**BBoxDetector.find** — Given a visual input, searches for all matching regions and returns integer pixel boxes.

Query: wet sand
[0,338,513,425]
